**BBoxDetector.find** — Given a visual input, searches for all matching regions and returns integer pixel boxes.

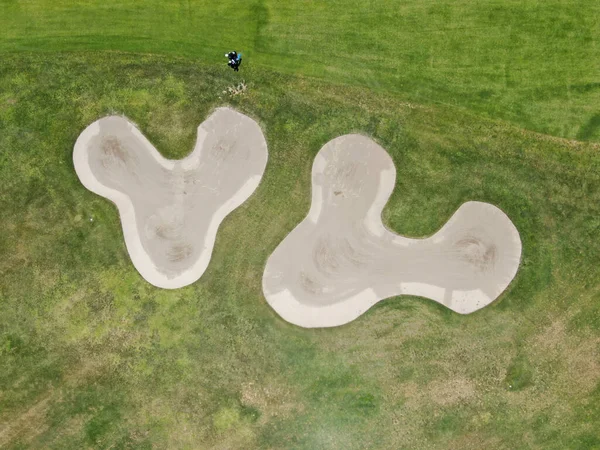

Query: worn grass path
[0,52,599,449]
[1,0,600,141]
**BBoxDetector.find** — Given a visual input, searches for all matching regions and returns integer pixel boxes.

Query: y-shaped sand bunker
[74,107,268,288]
[262,135,521,328]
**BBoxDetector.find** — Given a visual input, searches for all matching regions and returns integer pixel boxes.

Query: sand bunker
[74,107,268,289]
[262,135,521,328]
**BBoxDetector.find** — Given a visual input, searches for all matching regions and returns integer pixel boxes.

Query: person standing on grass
[232,53,242,71]
[225,51,242,72]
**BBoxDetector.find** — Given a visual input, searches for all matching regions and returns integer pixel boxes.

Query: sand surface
[74,107,268,289]
[262,135,522,328]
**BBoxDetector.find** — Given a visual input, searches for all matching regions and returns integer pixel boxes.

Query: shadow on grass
[576,113,600,141]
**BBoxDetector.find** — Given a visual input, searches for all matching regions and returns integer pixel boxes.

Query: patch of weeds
[427,407,467,437]
[213,406,241,433]
[240,404,261,423]
[396,366,415,382]
[222,81,248,97]
[504,355,534,391]
[348,392,378,415]
[573,432,600,450]
[0,332,25,356]
[309,371,379,417]
[213,400,261,434]
[84,403,122,445]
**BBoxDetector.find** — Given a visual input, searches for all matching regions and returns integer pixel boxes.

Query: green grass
[0,52,598,449]
[1,1,600,448]
[1,0,600,141]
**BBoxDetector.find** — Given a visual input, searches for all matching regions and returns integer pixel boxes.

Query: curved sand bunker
[262,135,521,328]
[74,107,268,289]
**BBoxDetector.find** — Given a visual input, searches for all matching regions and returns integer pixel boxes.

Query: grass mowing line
[1,0,599,141]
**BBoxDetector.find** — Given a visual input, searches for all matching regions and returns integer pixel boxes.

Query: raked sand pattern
[262,135,522,328]
[74,107,268,289]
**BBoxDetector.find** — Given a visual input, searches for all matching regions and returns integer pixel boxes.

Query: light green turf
[0,52,599,449]
[1,0,600,141]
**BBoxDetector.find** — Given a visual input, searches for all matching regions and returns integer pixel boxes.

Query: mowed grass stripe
[1,0,600,141]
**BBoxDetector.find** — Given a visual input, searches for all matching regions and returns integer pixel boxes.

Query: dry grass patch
[427,377,477,407]
[241,379,304,424]
[0,392,53,447]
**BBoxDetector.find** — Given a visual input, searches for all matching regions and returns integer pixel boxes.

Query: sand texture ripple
[74,107,268,288]
[262,135,521,328]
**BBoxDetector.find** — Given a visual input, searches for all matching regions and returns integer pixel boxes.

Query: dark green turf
[1,0,600,141]
[0,52,599,449]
